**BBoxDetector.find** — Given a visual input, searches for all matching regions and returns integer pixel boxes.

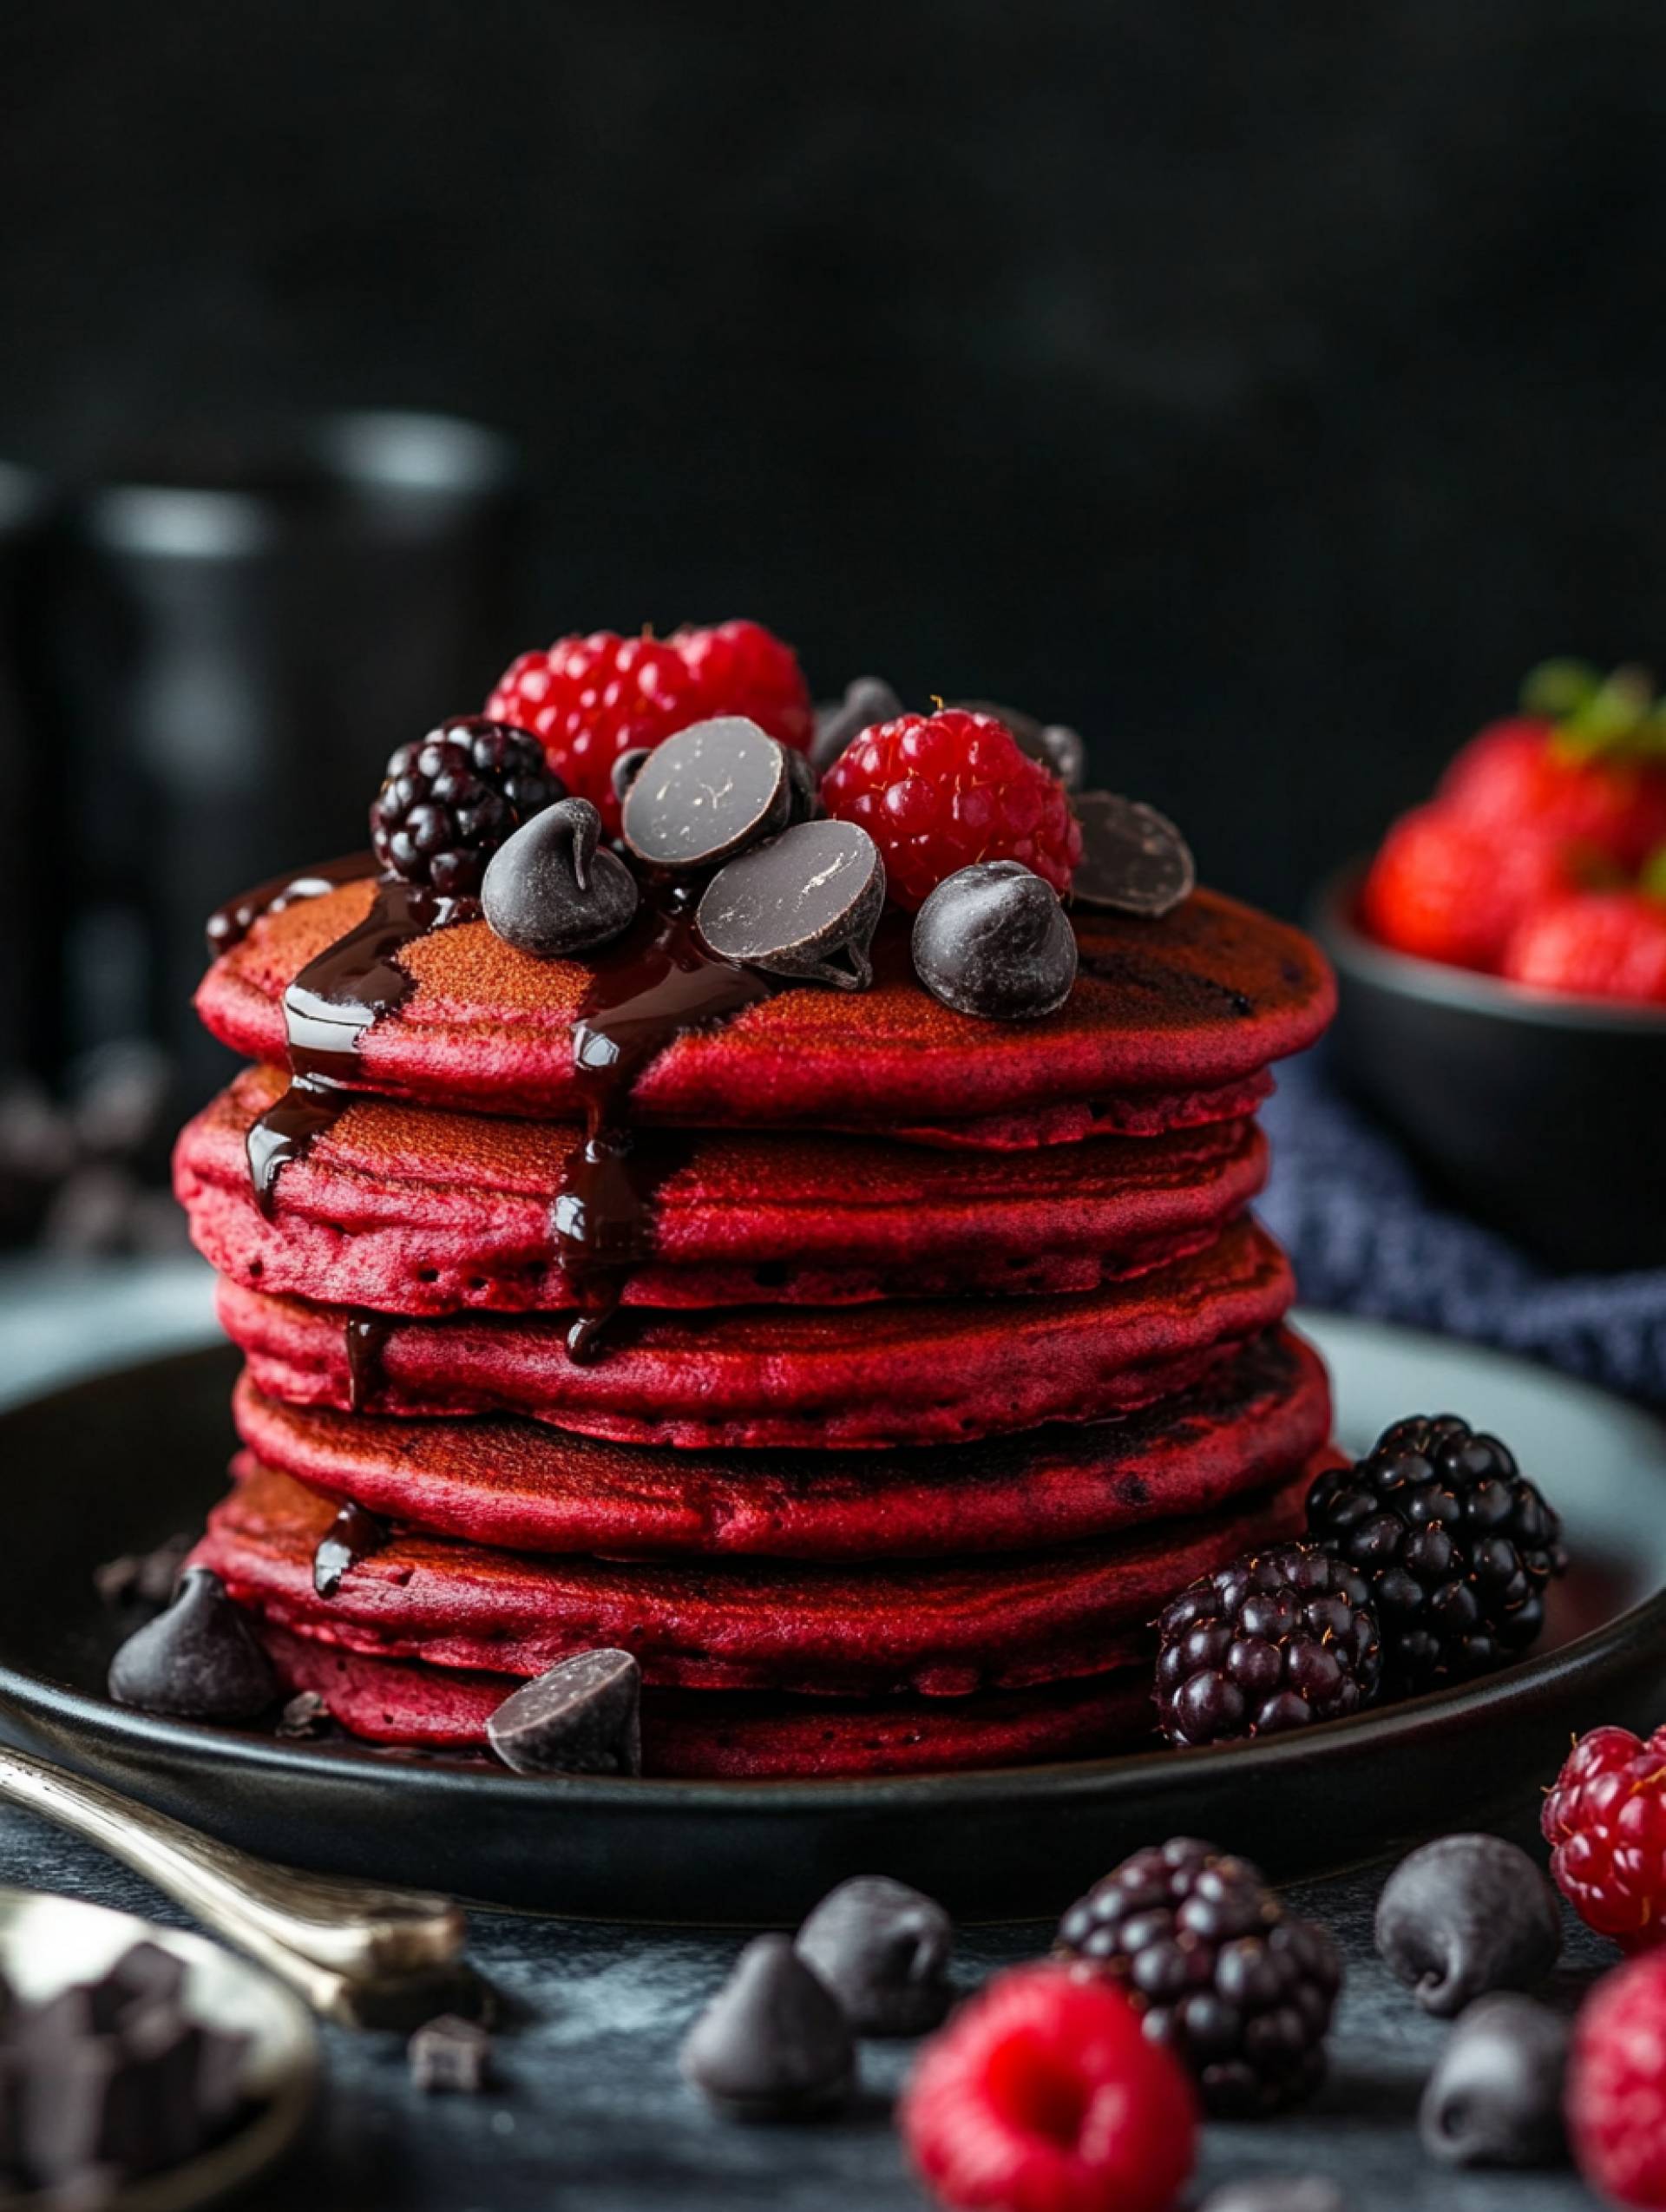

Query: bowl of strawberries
[1319,660,1666,1270]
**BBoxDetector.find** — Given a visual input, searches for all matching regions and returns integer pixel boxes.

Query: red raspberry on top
[1569,1948,1666,2207]
[900,1963,1197,2212]
[1503,888,1666,1004]
[485,620,812,830]
[823,708,1082,912]
[1441,709,1666,874]
[1544,1723,1666,1951]
[1360,804,1575,972]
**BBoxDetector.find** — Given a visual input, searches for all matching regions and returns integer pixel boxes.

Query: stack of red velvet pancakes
[170,662,1336,1779]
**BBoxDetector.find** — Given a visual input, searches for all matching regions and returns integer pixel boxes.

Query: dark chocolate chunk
[1420,1992,1568,2169]
[697,820,885,990]
[1199,2182,1346,2212]
[482,798,640,959]
[93,1533,192,1613]
[680,1935,854,2119]
[1072,790,1196,917]
[951,699,1085,791]
[784,746,822,824]
[409,2013,493,2094]
[912,860,1078,1020]
[276,1690,333,1740]
[107,1567,279,1723]
[611,746,653,810]
[621,718,790,870]
[486,1649,642,1776]
[795,1876,953,2037]
[810,677,903,774]
[1375,1835,1560,2017]
[106,1944,187,2015]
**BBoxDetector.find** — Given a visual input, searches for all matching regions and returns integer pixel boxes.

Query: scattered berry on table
[1419,1992,1569,2169]
[1544,1723,1666,1951]
[371,718,564,896]
[822,707,1081,911]
[1054,1837,1342,2117]
[1306,1414,1564,1695]
[1569,1947,1666,2208]
[1359,803,1576,971]
[1374,1835,1560,2017]
[1154,1542,1381,1749]
[1502,887,1666,1003]
[900,1961,1197,2212]
[795,1875,953,2038]
[486,620,812,830]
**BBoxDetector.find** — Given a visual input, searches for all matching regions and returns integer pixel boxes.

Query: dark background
[3,0,1666,924]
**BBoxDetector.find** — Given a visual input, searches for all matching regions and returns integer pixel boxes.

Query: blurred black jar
[55,411,524,1106]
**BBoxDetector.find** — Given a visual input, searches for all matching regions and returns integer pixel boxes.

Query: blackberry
[371,718,565,896]
[1056,1837,1341,2116]
[1306,1415,1566,1693]
[1155,1540,1381,1748]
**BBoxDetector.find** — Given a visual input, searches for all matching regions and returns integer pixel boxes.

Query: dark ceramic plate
[2,1316,1663,1924]
[1316,861,1666,1270]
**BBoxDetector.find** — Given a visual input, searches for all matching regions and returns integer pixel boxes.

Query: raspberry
[822,709,1082,912]
[899,1963,1196,2212]
[1442,713,1666,873]
[485,620,812,830]
[1154,1541,1381,1748]
[1570,1949,1666,2207]
[1544,1724,1666,1951]
[370,719,564,896]
[1502,889,1666,1003]
[1056,1839,1341,2117]
[1360,804,1575,972]
[1307,1414,1565,1694]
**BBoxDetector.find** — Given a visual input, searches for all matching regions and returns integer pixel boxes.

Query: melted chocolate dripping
[554,885,777,1362]
[244,876,475,1214]
[312,1500,391,1600]
[344,1312,394,1412]
[207,852,374,959]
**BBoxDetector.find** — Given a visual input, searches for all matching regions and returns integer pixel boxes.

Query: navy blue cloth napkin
[1260,1051,1666,1407]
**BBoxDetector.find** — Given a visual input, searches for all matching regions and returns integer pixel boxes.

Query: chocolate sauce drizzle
[244,876,474,1217]
[344,1312,394,1412]
[554,883,777,1362]
[206,852,374,959]
[312,1500,391,1599]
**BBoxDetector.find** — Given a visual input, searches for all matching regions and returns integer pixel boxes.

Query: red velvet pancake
[231,1327,1330,1559]
[200,1454,1317,1697]
[177,1067,1269,1313]
[216,1215,1295,1448]
[195,878,1334,1132]
[259,1625,1158,1776]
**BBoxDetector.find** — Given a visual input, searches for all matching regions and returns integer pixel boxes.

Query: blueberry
[680,1935,854,2118]
[911,860,1078,1021]
[482,798,640,960]
[108,1567,279,1722]
[1419,1992,1568,2169]
[1375,1835,1561,2017]
[795,1876,953,2037]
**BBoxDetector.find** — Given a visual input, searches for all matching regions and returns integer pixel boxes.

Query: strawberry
[1502,886,1666,1004]
[1360,804,1574,972]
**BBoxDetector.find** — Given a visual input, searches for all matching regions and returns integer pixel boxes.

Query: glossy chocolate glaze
[345,1312,394,1413]
[206,853,374,959]
[312,1500,391,1600]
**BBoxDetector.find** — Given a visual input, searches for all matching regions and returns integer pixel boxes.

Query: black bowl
[1315,862,1666,1272]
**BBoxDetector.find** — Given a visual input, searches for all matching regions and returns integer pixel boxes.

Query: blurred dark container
[56,411,523,1104]
[0,463,62,1082]
[1317,863,1666,1274]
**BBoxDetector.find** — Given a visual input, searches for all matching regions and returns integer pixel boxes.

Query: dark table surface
[0,1261,1618,2210]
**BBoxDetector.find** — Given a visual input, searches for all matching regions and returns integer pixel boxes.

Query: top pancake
[196,875,1334,1132]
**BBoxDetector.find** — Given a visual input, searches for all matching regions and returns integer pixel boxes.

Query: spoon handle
[0,1743,465,1979]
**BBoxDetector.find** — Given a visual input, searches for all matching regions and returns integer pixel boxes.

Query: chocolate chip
[409,2013,493,2095]
[93,1533,192,1614]
[912,860,1078,1021]
[610,746,653,810]
[811,677,903,774]
[697,820,885,989]
[950,699,1086,791]
[482,798,640,960]
[107,1567,279,1723]
[486,1648,642,1776]
[276,1690,333,1741]
[1198,2182,1346,2212]
[1375,1835,1561,2018]
[795,1876,953,2037]
[1072,790,1195,917]
[680,1936,854,2119]
[1420,1992,1568,2169]
[621,718,790,870]
[784,747,821,824]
